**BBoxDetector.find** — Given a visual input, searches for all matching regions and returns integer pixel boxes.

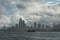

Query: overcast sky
[0,0,60,27]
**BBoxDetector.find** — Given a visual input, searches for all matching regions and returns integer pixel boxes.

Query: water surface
[0,32,60,40]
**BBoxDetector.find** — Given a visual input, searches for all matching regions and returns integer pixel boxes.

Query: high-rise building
[37,24,41,31]
[53,24,60,31]
[15,24,18,28]
[19,18,22,28]
[53,23,56,27]
[34,22,37,29]
[19,18,26,32]
[45,25,51,32]
[41,24,45,31]
[38,24,41,28]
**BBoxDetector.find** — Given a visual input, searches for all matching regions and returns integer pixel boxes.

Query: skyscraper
[53,23,56,27]
[37,23,41,31]
[19,18,26,32]
[34,22,36,29]
[38,24,41,28]
[41,24,44,31]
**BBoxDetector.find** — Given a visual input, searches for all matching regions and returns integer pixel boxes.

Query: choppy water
[0,32,60,40]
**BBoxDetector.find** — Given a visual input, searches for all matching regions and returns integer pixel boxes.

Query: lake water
[0,32,60,40]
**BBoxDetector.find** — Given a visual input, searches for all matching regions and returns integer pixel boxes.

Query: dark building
[15,24,19,32]
[41,24,45,31]
[15,24,19,29]
[53,24,60,32]
[34,22,37,29]
[45,25,51,32]
[37,24,41,31]
[53,23,56,27]
[19,18,26,32]
[3,26,6,31]
[38,24,41,28]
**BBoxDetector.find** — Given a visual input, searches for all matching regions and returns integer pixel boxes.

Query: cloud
[16,3,26,10]
[0,0,60,27]
[0,5,6,15]
[0,15,10,28]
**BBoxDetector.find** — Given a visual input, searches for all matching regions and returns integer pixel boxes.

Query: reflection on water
[0,32,60,40]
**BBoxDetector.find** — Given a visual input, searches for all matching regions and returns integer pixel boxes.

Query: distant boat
[27,29,35,32]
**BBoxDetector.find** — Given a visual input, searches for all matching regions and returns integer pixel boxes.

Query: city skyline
[1,18,60,32]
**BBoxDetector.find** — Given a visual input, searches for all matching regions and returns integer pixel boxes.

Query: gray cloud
[16,3,26,10]
[0,15,10,28]
[0,0,60,27]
